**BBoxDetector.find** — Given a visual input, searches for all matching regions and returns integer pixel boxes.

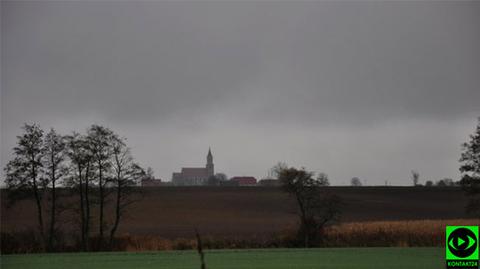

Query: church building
[172,148,214,186]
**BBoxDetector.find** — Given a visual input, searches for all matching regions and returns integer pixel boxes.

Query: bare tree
[65,132,94,251]
[108,137,145,247]
[460,117,480,218]
[275,165,342,248]
[4,124,47,249]
[87,125,115,248]
[411,170,420,186]
[43,128,67,251]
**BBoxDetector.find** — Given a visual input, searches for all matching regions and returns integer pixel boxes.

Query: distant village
[141,148,280,187]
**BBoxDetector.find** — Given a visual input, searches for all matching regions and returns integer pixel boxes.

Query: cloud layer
[2,1,479,185]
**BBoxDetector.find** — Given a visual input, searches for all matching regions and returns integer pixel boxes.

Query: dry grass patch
[322,219,479,247]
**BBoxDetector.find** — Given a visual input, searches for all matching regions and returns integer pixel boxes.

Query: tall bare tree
[4,124,47,249]
[108,137,145,247]
[43,128,67,251]
[65,132,94,251]
[87,125,115,248]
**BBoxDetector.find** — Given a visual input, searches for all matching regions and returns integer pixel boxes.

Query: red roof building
[230,176,257,186]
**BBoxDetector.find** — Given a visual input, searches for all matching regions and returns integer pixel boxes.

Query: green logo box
[446,226,479,269]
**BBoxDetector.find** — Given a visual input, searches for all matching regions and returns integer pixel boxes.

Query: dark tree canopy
[459,117,480,217]
[5,124,46,191]
[350,177,362,187]
[275,165,342,247]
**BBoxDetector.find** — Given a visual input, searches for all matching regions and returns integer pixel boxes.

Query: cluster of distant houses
[141,176,281,187]
[140,148,281,187]
[139,149,463,188]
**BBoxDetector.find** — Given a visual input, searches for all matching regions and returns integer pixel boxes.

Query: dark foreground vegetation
[4,218,477,254]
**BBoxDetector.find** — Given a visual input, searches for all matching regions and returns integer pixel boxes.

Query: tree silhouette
[275,165,342,247]
[350,177,362,187]
[411,170,420,186]
[4,124,47,249]
[460,117,480,217]
[43,128,68,251]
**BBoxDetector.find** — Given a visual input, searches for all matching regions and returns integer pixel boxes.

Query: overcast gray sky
[1,1,479,186]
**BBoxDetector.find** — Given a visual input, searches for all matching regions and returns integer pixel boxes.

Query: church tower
[206,147,214,176]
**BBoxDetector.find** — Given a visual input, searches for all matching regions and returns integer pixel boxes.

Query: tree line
[4,123,147,252]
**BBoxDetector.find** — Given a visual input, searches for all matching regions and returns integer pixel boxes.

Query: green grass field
[1,247,444,269]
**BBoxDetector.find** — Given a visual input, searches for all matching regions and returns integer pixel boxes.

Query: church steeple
[206,147,214,176]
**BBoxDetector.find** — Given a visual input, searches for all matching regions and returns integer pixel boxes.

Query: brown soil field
[1,186,475,239]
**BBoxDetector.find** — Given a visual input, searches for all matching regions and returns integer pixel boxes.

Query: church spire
[206,147,214,176]
[207,147,213,163]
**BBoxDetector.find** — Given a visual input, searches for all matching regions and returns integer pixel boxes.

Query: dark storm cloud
[2,1,479,184]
